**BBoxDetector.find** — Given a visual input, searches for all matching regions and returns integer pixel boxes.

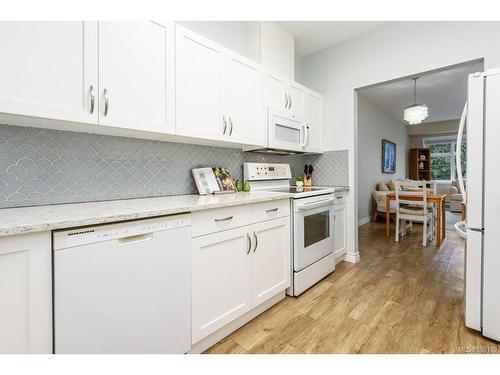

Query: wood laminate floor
[205,222,499,354]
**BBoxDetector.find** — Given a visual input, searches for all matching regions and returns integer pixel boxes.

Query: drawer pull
[266,208,279,213]
[214,216,234,222]
[253,231,258,252]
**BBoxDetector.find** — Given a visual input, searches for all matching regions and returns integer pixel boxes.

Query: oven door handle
[296,198,335,211]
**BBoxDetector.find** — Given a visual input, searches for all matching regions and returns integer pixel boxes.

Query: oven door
[293,195,335,272]
[268,109,307,152]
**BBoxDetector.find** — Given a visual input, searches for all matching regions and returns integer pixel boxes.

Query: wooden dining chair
[394,180,435,246]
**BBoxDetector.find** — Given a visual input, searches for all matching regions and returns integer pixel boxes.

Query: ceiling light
[404,77,429,125]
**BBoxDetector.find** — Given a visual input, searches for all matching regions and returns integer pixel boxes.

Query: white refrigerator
[457,68,500,341]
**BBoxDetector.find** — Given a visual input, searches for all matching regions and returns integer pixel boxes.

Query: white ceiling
[358,63,483,124]
[277,21,387,56]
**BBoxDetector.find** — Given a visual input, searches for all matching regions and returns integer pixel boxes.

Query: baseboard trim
[343,251,360,263]
[358,216,371,227]
[189,291,286,354]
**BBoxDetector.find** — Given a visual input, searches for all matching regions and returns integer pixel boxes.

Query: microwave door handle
[301,124,308,148]
[304,125,310,148]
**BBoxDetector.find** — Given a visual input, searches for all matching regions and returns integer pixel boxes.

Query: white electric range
[244,162,336,296]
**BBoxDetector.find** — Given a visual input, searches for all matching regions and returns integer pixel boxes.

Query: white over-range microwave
[247,108,310,155]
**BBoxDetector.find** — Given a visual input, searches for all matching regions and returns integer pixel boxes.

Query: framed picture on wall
[382,139,396,174]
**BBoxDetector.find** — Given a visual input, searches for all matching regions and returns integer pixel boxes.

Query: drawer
[191,205,252,237]
[252,199,290,223]
[334,192,346,205]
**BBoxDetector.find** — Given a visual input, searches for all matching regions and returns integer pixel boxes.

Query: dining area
[384,180,447,247]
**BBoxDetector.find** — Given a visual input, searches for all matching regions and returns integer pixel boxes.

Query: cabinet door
[0,21,98,124]
[98,21,172,133]
[334,205,347,257]
[192,226,252,344]
[305,91,323,152]
[251,217,290,306]
[175,25,226,141]
[263,72,287,110]
[0,232,52,353]
[287,83,305,114]
[226,53,265,146]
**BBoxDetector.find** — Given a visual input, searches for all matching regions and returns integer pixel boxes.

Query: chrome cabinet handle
[266,208,278,213]
[89,85,95,114]
[253,231,258,252]
[289,95,292,109]
[223,116,227,135]
[246,233,252,255]
[214,216,233,222]
[103,88,109,116]
[229,117,233,136]
[284,93,289,109]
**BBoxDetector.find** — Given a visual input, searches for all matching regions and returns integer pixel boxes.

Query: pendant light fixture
[404,77,429,125]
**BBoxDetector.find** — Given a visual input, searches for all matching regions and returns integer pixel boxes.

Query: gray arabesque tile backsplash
[0,124,348,208]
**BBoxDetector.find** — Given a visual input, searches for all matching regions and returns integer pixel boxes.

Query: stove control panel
[244,162,292,181]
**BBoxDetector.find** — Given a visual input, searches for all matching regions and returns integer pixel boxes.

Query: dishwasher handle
[118,233,154,246]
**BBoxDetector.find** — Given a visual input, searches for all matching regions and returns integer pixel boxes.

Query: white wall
[301,21,500,259]
[177,21,261,61]
[408,119,460,137]
[294,54,304,84]
[357,95,409,223]
[260,22,295,79]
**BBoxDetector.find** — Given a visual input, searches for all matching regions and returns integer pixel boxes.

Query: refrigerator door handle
[456,102,467,202]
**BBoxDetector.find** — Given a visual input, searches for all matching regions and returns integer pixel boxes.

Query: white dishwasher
[53,214,191,354]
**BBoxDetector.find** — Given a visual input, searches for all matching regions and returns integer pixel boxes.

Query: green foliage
[429,141,467,181]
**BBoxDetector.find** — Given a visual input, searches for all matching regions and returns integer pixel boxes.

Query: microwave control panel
[244,163,292,181]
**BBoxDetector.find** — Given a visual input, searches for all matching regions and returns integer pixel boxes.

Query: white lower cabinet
[251,217,290,306]
[334,201,347,258]
[191,204,291,344]
[191,226,252,344]
[0,232,52,354]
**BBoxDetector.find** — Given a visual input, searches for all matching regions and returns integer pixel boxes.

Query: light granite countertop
[0,186,350,237]
[0,191,294,237]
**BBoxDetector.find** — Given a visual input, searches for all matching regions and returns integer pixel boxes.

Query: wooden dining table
[385,192,447,246]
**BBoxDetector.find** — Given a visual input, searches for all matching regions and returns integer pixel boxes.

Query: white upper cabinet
[287,83,305,114]
[262,71,306,115]
[175,25,226,141]
[0,21,320,151]
[263,72,287,110]
[98,21,173,134]
[259,22,294,80]
[0,21,98,124]
[175,25,265,147]
[305,90,323,153]
[226,53,265,146]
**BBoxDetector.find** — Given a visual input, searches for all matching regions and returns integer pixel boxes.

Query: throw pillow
[378,182,390,191]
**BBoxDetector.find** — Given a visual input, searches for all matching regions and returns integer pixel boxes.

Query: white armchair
[449,179,465,213]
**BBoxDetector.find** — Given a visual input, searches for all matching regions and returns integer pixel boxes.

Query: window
[423,136,466,182]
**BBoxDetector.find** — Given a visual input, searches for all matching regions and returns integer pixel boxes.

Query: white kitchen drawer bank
[190,199,291,351]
